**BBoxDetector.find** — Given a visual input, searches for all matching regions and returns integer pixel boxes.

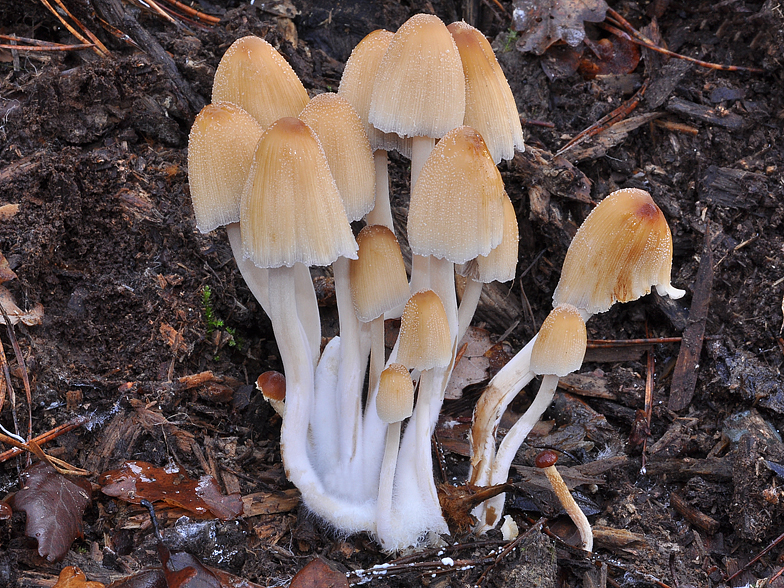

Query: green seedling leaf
[10,461,92,562]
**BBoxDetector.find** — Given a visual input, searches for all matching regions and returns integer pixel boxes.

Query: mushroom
[300,93,377,476]
[477,303,587,531]
[369,13,465,188]
[535,449,593,553]
[391,289,453,547]
[187,102,269,312]
[240,117,372,530]
[456,190,519,343]
[469,188,683,515]
[447,21,525,164]
[212,36,309,129]
[339,29,410,230]
[256,370,285,417]
[374,362,415,551]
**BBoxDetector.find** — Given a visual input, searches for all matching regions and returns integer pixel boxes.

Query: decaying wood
[669,226,716,412]
[670,492,720,534]
[645,456,733,480]
[667,96,744,129]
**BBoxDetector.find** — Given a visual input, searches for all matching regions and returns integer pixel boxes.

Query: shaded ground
[0,0,783,586]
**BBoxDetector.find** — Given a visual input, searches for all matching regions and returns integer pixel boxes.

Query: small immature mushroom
[391,289,453,547]
[475,304,586,531]
[374,363,415,551]
[256,370,286,417]
[447,21,525,163]
[212,36,309,129]
[535,450,593,553]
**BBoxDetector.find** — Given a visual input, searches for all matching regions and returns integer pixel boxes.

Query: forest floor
[0,0,783,586]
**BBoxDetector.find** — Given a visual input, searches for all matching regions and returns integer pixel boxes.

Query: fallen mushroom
[535,449,593,553]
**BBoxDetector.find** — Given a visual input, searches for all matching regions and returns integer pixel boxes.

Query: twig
[587,336,682,348]
[157,0,221,24]
[724,528,784,582]
[0,42,95,51]
[0,415,90,463]
[556,78,649,157]
[0,301,33,441]
[475,517,546,587]
[605,8,763,73]
[37,0,111,57]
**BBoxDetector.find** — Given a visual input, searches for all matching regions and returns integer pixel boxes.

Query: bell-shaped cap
[530,304,587,377]
[376,363,415,423]
[397,290,452,371]
[188,102,264,233]
[458,191,519,283]
[212,36,309,129]
[369,14,465,139]
[553,188,685,314]
[408,126,505,263]
[299,93,375,221]
[349,225,411,322]
[240,117,357,268]
[448,21,525,163]
[338,29,411,157]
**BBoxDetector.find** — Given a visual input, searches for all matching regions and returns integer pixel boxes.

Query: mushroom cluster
[187,14,683,552]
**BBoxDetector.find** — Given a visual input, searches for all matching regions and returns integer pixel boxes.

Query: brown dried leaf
[98,461,243,520]
[0,285,44,325]
[0,252,17,284]
[54,566,105,588]
[290,558,349,588]
[9,462,92,562]
[513,0,609,55]
[578,35,640,78]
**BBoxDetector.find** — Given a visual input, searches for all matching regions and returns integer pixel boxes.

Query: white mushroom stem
[226,222,270,313]
[267,266,374,532]
[332,257,372,492]
[456,276,483,344]
[367,316,385,406]
[473,373,559,532]
[366,150,394,230]
[227,224,320,367]
[541,463,593,553]
[469,334,536,488]
[375,419,401,550]
[309,336,341,476]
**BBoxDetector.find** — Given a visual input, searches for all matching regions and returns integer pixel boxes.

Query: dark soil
[0,0,783,587]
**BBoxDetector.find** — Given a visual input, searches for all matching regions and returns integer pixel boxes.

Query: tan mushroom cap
[349,225,411,322]
[338,29,411,157]
[553,188,684,314]
[376,363,415,423]
[447,21,525,163]
[397,290,453,371]
[256,370,286,402]
[299,93,375,221]
[212,36,309,129]
[408,126,505,263]
[188,102,264,233]
[530,304,587,377]
[240,117,357,268]
[369,14,465,139]
[459,191,519,283]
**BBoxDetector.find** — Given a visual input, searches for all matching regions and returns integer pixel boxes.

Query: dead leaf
[0,252,17,283]
[0,203,19,221]
[289,558,349,588]
[10,461,92,562]
[0,285,44,325]
[513,0,609,55]
[54,566,105,588]
[578,35,640,78]
[98,461,243,520]
[446,327,494,400]
[106,570,167,588]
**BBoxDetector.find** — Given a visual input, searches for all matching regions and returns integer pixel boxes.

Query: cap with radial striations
[212,36,309,129]
[530,304,587,377]
[396,290,453,371]
[240,117,357,269]
[552,188,685,315]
